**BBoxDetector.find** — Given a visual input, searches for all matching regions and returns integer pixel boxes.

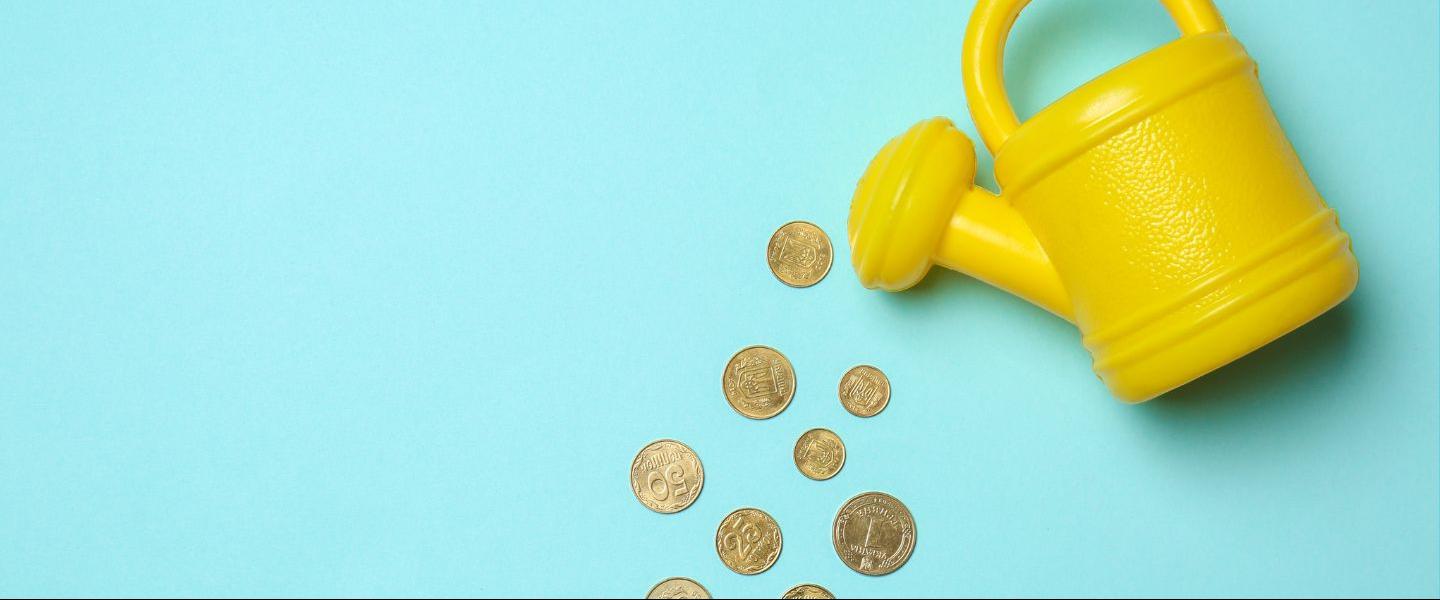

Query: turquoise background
[1,1,1436,597]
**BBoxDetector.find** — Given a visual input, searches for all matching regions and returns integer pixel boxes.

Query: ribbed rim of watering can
[1083,209,1356,401]
[993,32,1252,200]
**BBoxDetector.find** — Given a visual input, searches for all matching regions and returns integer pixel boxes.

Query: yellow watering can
[848,0,1358,402]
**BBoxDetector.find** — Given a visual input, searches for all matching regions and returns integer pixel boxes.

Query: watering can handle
[962,0,1228,153]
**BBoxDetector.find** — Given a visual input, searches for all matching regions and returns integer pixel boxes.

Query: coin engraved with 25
[715,507,783,575]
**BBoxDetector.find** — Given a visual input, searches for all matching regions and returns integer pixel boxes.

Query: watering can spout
[849,117,1073,320]
[937,187,1072,320]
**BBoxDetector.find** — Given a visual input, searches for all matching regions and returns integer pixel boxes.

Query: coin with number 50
[630,439,704,514]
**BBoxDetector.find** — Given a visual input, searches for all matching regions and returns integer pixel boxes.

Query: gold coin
[838,365,890,418]
[629,439,704,514]
[646,577,711,599]
[767,221,833,287]
[715,507,783,575]
[832,491,915,576]
[793,428,845,480]
[781,584,835,599]
[722,345,796,419]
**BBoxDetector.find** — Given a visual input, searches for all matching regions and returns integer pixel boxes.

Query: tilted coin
[629,439,704,514]
[838,365,890,418]
[722,345,796,419]
[832,491,916,576]
[646,577,711,599]
[781,583,835,599]
[793,428,846,480]
[767,221,833,287]
[715,507,783,575]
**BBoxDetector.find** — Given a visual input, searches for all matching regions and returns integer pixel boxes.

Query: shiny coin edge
[629,438,704,514]
[766,220,833,288]
[793,427,845,481]
[831,491,916,576]
[721,345,796,420]
[646,576,711,599]
[716,507,784,575]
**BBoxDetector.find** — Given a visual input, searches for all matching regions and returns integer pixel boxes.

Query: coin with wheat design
[832,491,915,576]
[629,439,704,514]
[767,221,832,287]
[646,577,711,599]
[722,345,795,419]
[793,428,845,480]
[715,507,783,575]
[838,365,890,417]
[781,584,835,599]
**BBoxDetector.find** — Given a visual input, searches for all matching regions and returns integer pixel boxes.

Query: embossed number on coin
[716,507,783,575]
[838,365,890,417]
[646,577,711,599]
[832,491,915,576]
[781,583,835,599]
[722,345,796,419]
[630,439,704,514]
[767,221,833,287]
[793,428,846,480]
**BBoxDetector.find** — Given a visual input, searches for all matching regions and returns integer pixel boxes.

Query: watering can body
[848,0,1358,402]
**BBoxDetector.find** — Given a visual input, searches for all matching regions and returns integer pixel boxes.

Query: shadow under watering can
[848,0,1358,402]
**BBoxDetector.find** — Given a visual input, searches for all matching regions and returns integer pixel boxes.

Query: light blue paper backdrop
[2,1,1436,597]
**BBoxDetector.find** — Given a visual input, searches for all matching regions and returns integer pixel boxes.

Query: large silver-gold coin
[629,439,704,514]
[715,507,783,575]
[722,346,796,419]
[793,428,845,480]
[837,365,890,418]
[832,491,915,576]
[781,583,835,599]
[646,577,711,599]
[767,221,832,287]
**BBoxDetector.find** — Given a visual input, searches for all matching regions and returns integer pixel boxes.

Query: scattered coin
[715,507,783,575]
[838,365,890,417]
[722,345,796,419]
[793,428,846,480]
[781,584,835,599]
[630,439,704,514]
[832,491,916,576]
[767,221,833,287]
[646,577,711,599]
